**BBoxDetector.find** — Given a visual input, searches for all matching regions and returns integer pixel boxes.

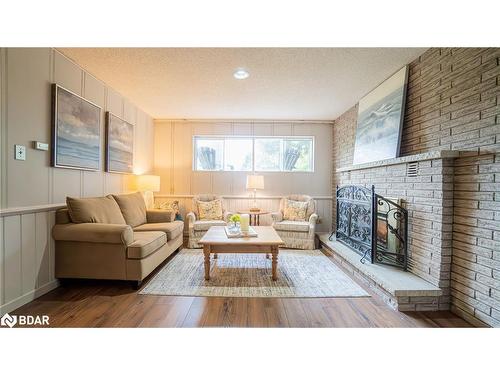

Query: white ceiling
[58,48,427,120]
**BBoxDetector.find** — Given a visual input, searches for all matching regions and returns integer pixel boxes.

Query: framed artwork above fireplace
[352,65,408,165]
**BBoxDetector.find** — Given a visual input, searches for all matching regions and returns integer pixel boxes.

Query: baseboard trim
[0,279,60,315]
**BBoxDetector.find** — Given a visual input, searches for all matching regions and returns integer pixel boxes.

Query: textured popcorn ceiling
[58,48,427,120]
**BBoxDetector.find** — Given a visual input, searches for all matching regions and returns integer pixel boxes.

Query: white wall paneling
[154,119,333,203]
[21,213,37,295]
[1,48,6,209]
[3,215,22,304]
[153,119,334,233]
[0,209,60,314]
[2,48,154,209]
[0,48,155,314]
[0,217,4,308]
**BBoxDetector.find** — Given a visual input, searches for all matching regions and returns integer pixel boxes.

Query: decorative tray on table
[224,226,258,238]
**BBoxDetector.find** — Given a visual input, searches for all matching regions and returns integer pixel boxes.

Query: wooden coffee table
[198,226,284,281]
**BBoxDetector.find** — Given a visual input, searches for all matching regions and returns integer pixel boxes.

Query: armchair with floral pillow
[271,194,318,250]
[186,194,232,248]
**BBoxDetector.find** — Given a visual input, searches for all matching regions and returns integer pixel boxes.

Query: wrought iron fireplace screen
[330,185,408,270]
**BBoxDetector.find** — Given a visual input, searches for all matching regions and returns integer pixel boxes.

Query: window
[224,138,253,171]
[254,138,281,171]
[283,138,313,172]
[194,138,223,171]
[193,136,314,172]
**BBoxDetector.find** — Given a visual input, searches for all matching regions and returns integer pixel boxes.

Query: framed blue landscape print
[352,65,408,165]
[51,84,102,171]
[105,112,134,174]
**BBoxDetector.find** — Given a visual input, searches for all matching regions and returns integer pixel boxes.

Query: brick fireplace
[327,48,500,327]
[323,150,459,311]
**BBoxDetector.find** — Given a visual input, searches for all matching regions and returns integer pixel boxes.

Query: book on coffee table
[224,226,258,238]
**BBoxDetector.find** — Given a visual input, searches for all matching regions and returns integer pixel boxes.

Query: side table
[237,210,270,226]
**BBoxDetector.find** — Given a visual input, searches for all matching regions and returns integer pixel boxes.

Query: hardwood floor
[12,249,472,328]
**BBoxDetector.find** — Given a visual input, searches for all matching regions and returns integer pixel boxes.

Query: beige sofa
[52,192,184,286]
[271,195,318,250]
[186,194,232,248]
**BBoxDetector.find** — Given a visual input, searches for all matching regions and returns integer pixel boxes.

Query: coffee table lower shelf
[202,244,279,281]
[198,226,284,281]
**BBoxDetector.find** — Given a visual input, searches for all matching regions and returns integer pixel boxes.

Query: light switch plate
[15,144,26,160]
[33,141,49,151]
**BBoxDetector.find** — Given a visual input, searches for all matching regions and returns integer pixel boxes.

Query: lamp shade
[246,175,264,190]
[136,175,160,192]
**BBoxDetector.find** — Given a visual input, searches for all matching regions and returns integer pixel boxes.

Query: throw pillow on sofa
[283,199,308,221]
[197,199,223,220]
[112,192,147,227]
[155,200,182,220]
[66,196,126,224]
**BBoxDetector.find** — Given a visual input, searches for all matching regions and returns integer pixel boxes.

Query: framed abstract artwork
[352,65,408,165]
[105,112,134,174]
[51,84,102,170]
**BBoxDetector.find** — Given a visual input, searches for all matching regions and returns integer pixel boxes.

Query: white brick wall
[332,48,500,327]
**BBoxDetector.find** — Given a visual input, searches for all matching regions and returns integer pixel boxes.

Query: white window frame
[192,135,315,173]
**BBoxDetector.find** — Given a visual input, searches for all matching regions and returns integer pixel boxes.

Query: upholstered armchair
[271,195,318,250]
[186,194,232,248]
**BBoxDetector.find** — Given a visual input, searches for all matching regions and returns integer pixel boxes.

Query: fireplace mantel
[336,150,459,173]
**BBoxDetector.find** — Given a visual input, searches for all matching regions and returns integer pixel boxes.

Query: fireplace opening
[329,185,408,270]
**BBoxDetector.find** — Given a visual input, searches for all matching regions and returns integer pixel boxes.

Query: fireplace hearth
[329,185,408,270]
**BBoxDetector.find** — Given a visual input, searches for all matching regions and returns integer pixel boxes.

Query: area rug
[140,249,369,298]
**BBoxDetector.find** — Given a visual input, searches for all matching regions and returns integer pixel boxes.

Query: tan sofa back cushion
[55,208,71,224]
[113,192,147,227]
[66,196,126,224]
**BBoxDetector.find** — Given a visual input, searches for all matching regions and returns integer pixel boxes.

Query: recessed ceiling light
[233,68,249,80]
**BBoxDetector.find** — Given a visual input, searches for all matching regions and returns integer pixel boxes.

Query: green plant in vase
[229,214,241,231]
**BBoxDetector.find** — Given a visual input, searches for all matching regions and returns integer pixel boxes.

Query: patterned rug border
[139,249,370,298]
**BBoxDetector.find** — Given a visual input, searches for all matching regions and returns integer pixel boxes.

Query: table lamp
[246,175,264,212]
[136,174,160,209]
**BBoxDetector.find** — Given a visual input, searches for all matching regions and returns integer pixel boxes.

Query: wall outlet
[14,145,26,160]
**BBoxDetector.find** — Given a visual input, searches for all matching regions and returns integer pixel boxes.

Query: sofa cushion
[193,220,226,231]
[55,208,71,224]
[53,223,134,245]
[283,199,308,221]
[113,192,147,228]
[134,221,184,241]
[197,199,223,220]
[66,196,126,224]
[146,209,175,223]
[273,220,310,232]
[127,231,166,259]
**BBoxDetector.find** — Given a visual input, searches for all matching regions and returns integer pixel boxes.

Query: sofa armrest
[271,211,283,223]
[309,213,318,228]
[186,212,196,228]
[146,209,175,223]
[52,223,133,245]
